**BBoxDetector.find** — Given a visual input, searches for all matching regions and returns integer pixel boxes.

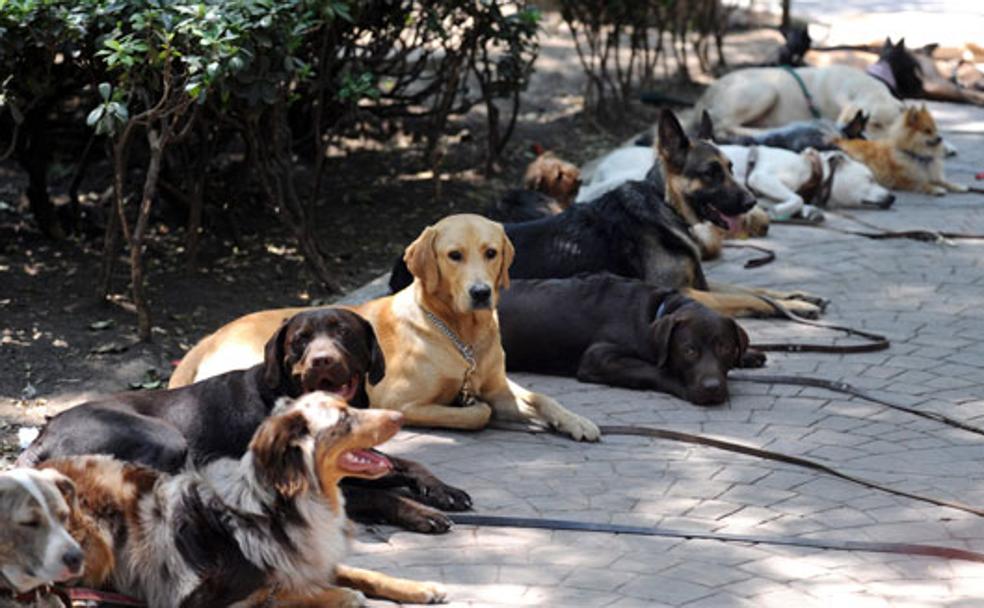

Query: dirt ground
[0,14,784,463]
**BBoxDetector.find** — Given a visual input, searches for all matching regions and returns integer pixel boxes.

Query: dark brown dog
[19,309,470,533]
[498,274,765,405]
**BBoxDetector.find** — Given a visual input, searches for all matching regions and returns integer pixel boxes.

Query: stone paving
[345,101,984,607]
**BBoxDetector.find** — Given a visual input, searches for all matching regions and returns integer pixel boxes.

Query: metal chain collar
[421,307,478,406]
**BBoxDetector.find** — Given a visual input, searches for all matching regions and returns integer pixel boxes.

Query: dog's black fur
[499,274,766,405]
[19,309,470,533]
[485,189,561,223]
[391,111,755,293]
[878,37,924,99]
[777,25,812,67]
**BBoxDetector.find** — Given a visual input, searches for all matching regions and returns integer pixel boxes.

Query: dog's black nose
[693,377,727,406]
[62,549,83,574]
[881,194,896,208]
[470,284,492,306]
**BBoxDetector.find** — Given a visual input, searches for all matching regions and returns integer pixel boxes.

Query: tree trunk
[130,128,164,341]
[17,109,63,239]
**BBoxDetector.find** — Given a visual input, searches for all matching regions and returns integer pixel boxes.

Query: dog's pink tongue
[723,214,742,235]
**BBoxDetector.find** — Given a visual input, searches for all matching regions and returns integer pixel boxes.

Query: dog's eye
[448,251,463,262]
[19,520,40,529]
[683,345,699,360]
[704,164,722,179]
[485,248,497,260]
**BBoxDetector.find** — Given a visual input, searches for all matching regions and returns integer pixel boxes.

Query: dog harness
[421,307,478,406]
[781,65,821,119]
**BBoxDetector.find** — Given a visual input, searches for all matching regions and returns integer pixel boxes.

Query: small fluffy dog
[837,105,968,195]
[523,151,581,209]
[721,145,896,220]
[0,468,85,607]
[41,392,446,608]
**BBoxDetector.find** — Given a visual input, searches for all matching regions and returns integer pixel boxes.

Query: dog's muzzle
[469,283,492,309]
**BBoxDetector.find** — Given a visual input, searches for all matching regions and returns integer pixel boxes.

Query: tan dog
[524,151,581,209]
[696,65,904,140]
[837,105,967,195]
[171,215,600,441]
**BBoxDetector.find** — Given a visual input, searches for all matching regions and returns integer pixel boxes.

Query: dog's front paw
[554,412,601,442]
[782,299,823,319]
[412,479,472,512]
[739,349,767,369]
[785,291,829,311]
[396,497,454,534]
[413,581,448,605]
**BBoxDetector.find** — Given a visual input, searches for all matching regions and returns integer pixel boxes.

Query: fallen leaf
[91,341,129,354]
[21,383,37,400]
[89,320,114,330]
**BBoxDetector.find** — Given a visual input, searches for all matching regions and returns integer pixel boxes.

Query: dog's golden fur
[170,215,600,441]
[523,152,581,209]
[41,393,445,607]
[837,105,967,195]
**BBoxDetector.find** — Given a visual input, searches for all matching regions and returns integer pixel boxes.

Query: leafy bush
[0,0,540,339]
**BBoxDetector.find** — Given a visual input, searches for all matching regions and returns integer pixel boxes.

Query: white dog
[721,145,896,221]
[576,143,895,222]
[695,65,904,140]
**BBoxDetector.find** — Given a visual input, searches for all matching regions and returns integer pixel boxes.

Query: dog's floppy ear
[358,314,386,385]
[697,110,715,141]
[497,230,515,291]
[651,316,678,368]
[263,318,292,390]
[38,468,77,510]
[657,109,690,172]
[251,410,310,498]
[404,225,440,293]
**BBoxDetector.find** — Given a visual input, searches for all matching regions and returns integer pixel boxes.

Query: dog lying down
[499,274,765,406]
[837,105,968,195]
[39,392,447,608]
[0,468,85,606]
[21,308,471,535]
[580,141,894,221]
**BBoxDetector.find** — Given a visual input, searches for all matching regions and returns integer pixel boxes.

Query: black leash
[750,294,891,354]
[775,212,984,242]
[731,372,984,438]
[489,421,984,518]
[449,514,984,564]
[722,242,776,268]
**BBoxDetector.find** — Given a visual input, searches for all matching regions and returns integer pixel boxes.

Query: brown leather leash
[449,514,984,564]
[775,212,984,242]
[488,420,984,518]
[722,242,776,268]
[730,372,984,438]
[67,588,145,607]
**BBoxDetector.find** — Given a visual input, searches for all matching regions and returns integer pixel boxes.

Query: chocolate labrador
[18,309,470,533]
[498,274,766,405]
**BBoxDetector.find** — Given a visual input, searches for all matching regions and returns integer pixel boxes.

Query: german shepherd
[390,110,827,319]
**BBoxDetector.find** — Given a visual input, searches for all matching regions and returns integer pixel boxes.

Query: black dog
[18,308,470,533]
[499,274,765,405]
[392,111,755,293]
[485,189,562,223]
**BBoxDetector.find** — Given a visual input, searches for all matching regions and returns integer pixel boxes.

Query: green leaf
[98,82,111,101]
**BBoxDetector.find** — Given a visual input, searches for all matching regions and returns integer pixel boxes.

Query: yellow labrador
[170,214,600,441]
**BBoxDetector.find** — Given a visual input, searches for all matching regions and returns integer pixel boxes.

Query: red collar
[0,584,69,605]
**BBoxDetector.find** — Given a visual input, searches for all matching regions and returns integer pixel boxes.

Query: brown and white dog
[0,468,86,608]
[837,105,967,195]
[40,392,446,608]
[171,215,600,441]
